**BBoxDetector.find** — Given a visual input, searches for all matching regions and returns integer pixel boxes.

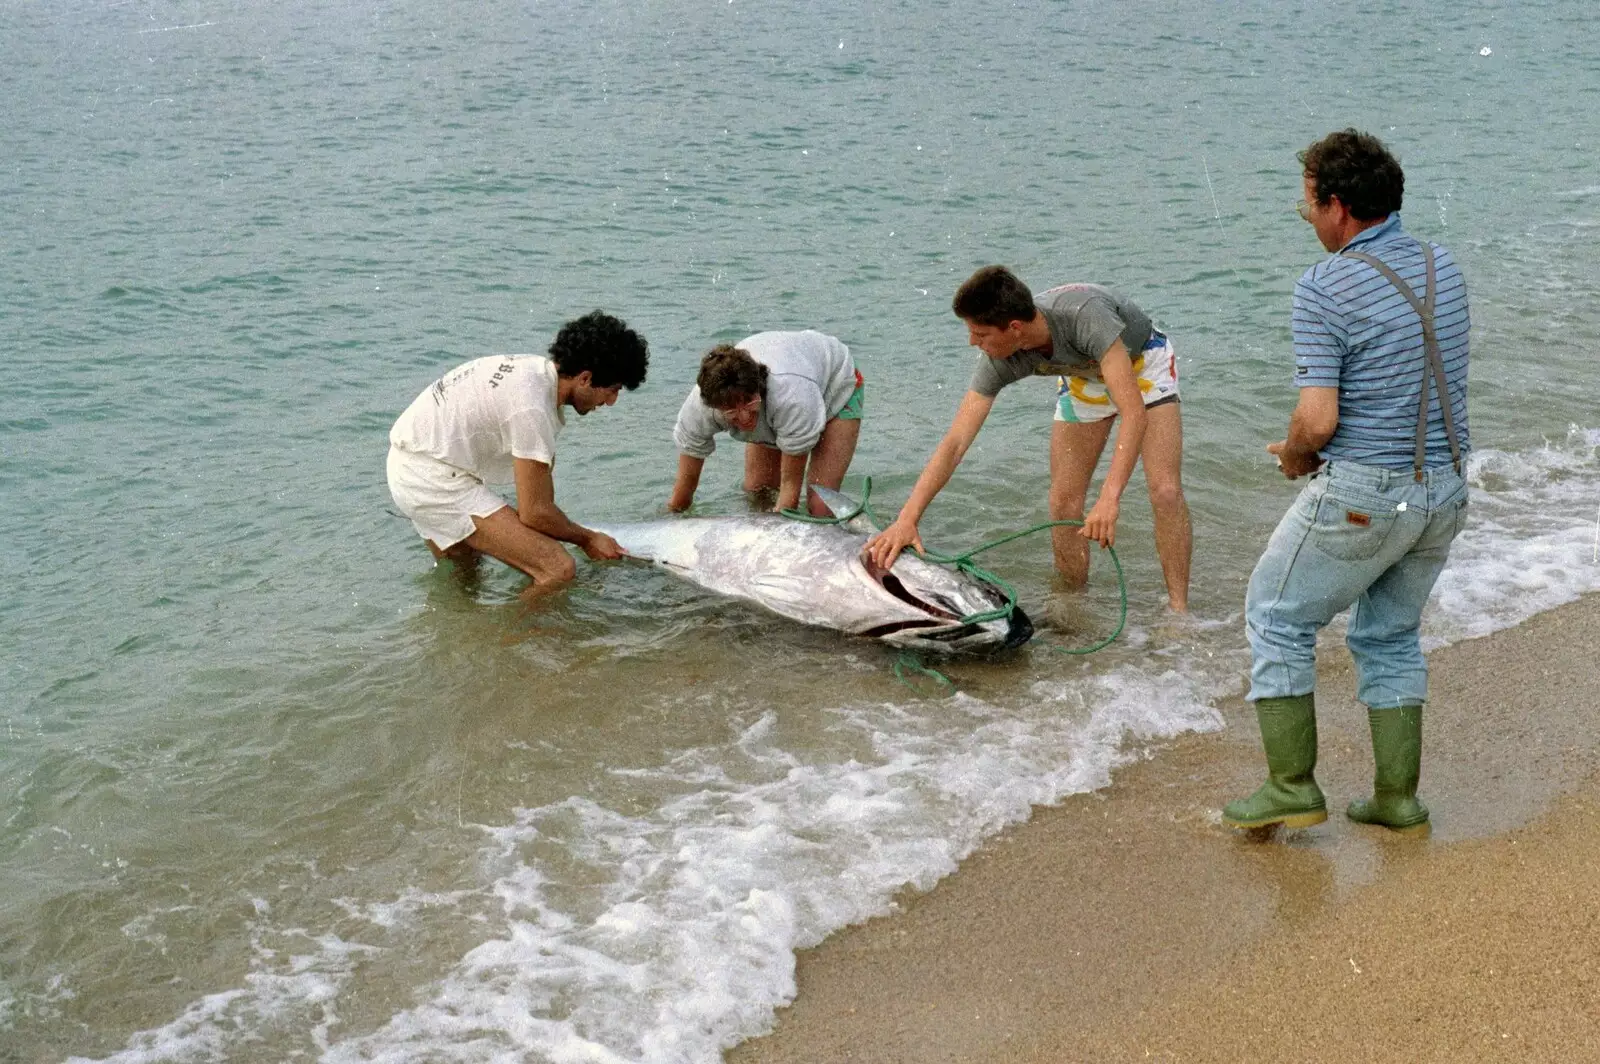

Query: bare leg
[428,538,482,570]
[743,443,782,510]
[802,417,861,515]
[433,506,577,599]
[1048,418,1115,588]
[425,538,485,592]
[1139,403,1192,611]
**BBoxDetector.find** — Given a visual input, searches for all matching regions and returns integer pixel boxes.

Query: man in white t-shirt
[668,330,864,516]
[387,310,649,596]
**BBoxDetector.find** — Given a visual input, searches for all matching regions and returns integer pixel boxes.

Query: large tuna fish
[591,488,1032,653]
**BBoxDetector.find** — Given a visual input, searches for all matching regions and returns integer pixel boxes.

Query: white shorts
[386,446,509,549]
[1054,331,1180,424]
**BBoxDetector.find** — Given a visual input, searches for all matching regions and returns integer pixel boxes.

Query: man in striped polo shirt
[1225,129,1470,837]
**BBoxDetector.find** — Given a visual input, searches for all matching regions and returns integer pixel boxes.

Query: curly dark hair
[547,310,650,389]
[952,265,1039,327]
[696,345,767,408]
[1299,129,1405,221]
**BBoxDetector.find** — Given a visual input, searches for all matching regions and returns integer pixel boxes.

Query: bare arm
[776,451,809,512]
[864,390,995,568]
[1079,339,1147,547]
[514,456,623,559]
[667,454,705,512]
[1267,386,1339,479]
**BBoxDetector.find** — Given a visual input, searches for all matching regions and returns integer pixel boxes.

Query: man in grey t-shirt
[865,266,1191,612]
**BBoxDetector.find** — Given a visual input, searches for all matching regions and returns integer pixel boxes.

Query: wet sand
[731,593,1600,1063]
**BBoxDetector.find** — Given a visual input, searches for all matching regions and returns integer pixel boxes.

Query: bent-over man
[387,310,650,597]
[865,266,1191,612]
[668,329,863,517]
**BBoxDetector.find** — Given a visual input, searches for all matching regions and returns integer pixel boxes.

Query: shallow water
[2,1,1598,1060]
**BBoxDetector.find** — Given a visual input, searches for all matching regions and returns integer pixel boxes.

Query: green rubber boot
[1347,704,1430,834]
[1223,694,1328,831]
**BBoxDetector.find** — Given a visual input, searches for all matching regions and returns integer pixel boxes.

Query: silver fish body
[591,500,1032,653]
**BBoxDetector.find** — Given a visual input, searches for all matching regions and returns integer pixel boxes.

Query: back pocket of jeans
[1311,496,1398,560]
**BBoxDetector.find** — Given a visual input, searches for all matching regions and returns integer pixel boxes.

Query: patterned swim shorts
[1054,331,1179,424]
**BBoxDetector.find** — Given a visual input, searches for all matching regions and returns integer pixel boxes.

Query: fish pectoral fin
[749,573,810,593]
[746,573,822,608]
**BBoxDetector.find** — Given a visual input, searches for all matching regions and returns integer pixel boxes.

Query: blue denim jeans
[1246,460,1469,707]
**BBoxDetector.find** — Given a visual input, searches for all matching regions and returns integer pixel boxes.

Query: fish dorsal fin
[808,485,880,535]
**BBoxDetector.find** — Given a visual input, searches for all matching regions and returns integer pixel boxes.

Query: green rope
[918,521,1127,656]
[891,652,957,696]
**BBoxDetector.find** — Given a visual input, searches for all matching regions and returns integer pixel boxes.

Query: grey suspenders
[1339,243,1464,481]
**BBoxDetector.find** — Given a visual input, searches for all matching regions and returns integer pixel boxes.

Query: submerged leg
[1048,417,1114,588]
[743,443,781,510]
[801,416,861,516]
[1140,402,1192,612]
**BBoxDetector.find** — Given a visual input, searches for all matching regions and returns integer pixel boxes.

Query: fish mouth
[858,619,978,642]
[886,603,1030,650]
[859,562,1032,651]
[856,607,1032,652]
[875,571,961,620]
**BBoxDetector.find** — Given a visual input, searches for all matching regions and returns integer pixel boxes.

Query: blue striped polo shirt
[1292,213,1471,470]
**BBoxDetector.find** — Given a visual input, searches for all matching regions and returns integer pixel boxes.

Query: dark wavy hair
[951,265,1039,327]
[1299,129,1405,221]
[696,345,767,408]
[547,310,650,389]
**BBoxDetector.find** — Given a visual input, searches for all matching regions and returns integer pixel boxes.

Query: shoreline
[731,593,1600,1063]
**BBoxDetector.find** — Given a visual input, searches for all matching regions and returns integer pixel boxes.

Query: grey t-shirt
[968,283,1153,397]
[674,330,857,458]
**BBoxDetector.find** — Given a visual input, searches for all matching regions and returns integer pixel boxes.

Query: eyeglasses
[1295,199,1312,221]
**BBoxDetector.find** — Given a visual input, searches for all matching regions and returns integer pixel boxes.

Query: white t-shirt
[673,330,856,459]
[389,355,565,484]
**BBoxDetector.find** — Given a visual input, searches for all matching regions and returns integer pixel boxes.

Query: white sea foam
[1426,429,1600,646]
[333,665,1228,1064]
[331,887,479,929]
[65,931,365,1064]
[74,668,1227,1064]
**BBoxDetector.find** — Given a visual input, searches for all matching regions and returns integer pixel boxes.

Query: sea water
[2,0,1597,1060]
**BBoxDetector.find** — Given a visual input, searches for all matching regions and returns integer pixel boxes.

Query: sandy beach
[731,593,1600,1064]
